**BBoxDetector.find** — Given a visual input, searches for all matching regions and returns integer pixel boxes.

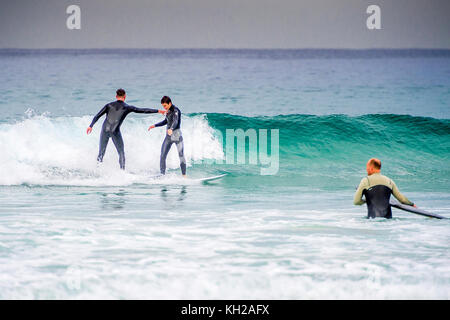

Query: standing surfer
[353,158,416,218]
[87,88,165,170]
[148,96,187,177]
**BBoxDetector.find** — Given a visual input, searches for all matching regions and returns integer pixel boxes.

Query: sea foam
[0,113,223,186]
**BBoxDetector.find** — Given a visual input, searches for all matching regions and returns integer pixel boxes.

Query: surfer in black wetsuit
[148,96,187,176]
[353,158,416,218]
[87,88,165,170]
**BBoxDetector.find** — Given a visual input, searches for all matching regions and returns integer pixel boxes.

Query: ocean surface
[0,49,449,299]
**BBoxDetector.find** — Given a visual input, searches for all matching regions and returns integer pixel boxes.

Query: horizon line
[1,47,450,51]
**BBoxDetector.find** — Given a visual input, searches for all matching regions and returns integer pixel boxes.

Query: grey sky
[1,0,449,49]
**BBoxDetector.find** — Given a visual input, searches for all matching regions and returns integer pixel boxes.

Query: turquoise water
[0,49,449,299]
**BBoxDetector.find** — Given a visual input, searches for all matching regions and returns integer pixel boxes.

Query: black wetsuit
[354,173,414,219]
[154,105,186,175]
[90,100,158,169]
[363,185,393,219]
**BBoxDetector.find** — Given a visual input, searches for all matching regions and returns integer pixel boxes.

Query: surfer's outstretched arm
[148,119,167,130]
[87,104,108,134]
[391,180,414,206]
[128,106,165,114]
[90,104,108,127]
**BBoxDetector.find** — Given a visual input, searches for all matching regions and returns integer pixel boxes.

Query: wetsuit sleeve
[89,104,108,127]
[391,180,414,205]
[169,109,180,130]
[128,106,159,114]
[353,178,368,205]
[154,119,168,127]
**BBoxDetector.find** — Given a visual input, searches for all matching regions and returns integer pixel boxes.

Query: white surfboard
[194,174,227,183]
[147,173,227,184]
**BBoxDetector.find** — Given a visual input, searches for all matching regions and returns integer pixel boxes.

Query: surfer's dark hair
[368,158,381,170]
[116,88,126,97]
[161,96,172,104]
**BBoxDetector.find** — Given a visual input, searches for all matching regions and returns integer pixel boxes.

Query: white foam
[1,207,449,299]
[0,113,223,186]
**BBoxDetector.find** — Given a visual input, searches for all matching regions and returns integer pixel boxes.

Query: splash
[0,113,223,186]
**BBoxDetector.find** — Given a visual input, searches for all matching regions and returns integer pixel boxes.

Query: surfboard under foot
[195,174,227,183]
[147,173,227,183]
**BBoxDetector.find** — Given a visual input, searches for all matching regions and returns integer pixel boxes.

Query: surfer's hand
[148,125,155,131]
[86,127,92,135]
[413,204,417,208]
[167,129,173,136]
[158,109,167,115]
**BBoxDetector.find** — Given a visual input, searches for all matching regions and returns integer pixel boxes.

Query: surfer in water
[87,88,165,170]
[148,96,187,177]
[353,158,416,218]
